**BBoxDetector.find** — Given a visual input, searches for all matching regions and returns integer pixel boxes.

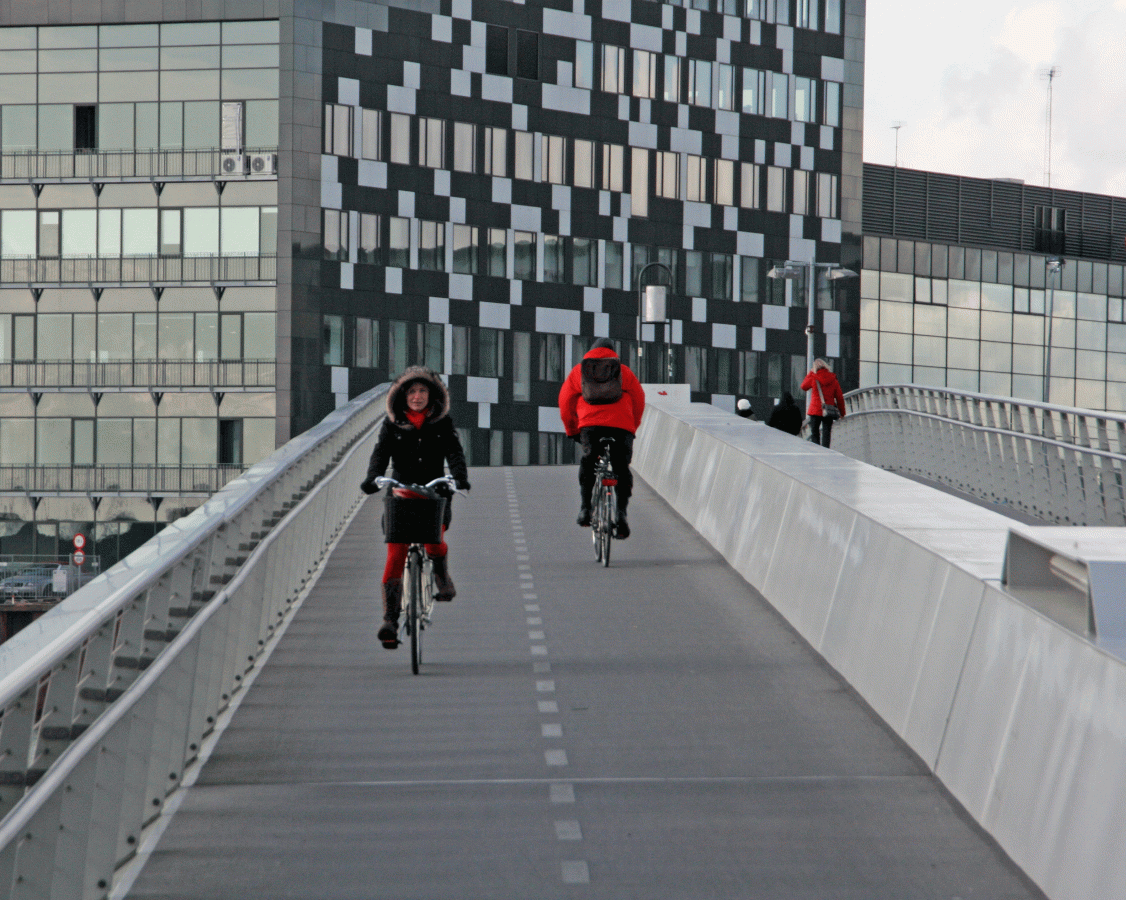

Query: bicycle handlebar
[374,474,463,496]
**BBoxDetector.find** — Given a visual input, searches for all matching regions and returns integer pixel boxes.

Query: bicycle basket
[383,491,446,544]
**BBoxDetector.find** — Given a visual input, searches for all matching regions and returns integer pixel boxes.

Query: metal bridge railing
[0,384,388,898]
[835,384,1126,526]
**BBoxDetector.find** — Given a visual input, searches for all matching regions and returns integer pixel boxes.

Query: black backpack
[580,356,623,404]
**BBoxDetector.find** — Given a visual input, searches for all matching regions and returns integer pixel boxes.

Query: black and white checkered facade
[312,0,864,463]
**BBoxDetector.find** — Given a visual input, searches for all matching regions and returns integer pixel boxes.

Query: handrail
[836,384,1126,525]
[0,146,278,182]
[0,254,277,285]
[0,384,389,896]
[0,358,276,390]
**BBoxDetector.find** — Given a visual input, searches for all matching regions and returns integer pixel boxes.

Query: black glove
[434,482,454,499]
[456,479,471,492]
[360,479,378,495]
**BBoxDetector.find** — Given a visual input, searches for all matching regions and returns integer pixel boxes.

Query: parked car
[0,566,59,601]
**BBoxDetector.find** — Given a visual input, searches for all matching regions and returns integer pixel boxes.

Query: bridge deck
[124,465,1044,900]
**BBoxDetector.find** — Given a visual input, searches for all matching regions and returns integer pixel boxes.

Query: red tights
[382,528,447,583]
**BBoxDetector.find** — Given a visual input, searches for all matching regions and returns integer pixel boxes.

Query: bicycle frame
[590,440,617,566]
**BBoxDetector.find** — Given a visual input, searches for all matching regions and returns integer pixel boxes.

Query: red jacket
[800,367,846,417]
[558,347,645,436]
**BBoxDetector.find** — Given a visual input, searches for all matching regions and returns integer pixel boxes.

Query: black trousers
[809,415,833,447]
[578,426,634,508]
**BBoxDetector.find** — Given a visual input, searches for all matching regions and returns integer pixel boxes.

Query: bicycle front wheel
[407,552,423,674]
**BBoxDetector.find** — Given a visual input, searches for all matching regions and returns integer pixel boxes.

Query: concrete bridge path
[124,464,1045,900]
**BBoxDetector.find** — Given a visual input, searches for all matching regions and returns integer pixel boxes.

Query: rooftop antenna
[891,121,906,168]
[1040,66,1060,187]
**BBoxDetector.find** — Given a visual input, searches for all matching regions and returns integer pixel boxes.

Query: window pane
[244,313,275,359]
[487,228,506,277]
[631,148,648,217]
[184,207,219,255]
[221,207,259,255]
[605,241,624,289]
[574,139,594,188]
[452,224,479,274]
[122,209,157,256]
[516,30,539,80]
[575,41,594,89]
[514,231,535,280]
[62,209,97,257]
[388,217,410,268]
[322,315,344,365]
[453,122,475,172]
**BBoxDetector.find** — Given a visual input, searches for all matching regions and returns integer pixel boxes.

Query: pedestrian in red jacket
[800,359,845,447]
[558,338,645,538]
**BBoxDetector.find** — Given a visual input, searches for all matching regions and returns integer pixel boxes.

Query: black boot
[615,504,630,539]
[577,503,591,527]
[378,579,402,647]
[430,554,456,601]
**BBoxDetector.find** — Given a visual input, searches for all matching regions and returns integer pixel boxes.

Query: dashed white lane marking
[555,820,582,840]
[561,861,590,884]
[508,469,587,887]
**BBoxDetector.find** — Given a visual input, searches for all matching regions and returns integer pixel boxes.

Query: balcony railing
[0,465,247,495]
[0,147,277,182]
[0,358,276,390]
[0,254,277,285]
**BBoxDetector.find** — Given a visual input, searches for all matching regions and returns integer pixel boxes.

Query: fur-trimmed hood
[386,366,451,427]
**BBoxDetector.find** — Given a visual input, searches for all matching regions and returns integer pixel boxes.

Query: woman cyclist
[360,366,470,649]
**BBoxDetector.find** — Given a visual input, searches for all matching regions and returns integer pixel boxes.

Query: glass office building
[860,163,1126,412]
[0,0,865,569]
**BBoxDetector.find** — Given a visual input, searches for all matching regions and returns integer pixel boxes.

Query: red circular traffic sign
[72,551,86,566]
[73,533,86,551]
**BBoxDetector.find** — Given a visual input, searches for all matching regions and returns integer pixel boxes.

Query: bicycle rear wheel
[598,484,613,567]
[407,551,423,674]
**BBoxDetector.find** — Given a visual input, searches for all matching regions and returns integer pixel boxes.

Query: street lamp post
[766,261,857,373]
[1042,257,1064,403]
[637,261,673,382]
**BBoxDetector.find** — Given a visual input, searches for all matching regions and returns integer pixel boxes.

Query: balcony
[0,254,277,286]
[0,464,246,497]
[0,359,276,392]
[0,147,278,183]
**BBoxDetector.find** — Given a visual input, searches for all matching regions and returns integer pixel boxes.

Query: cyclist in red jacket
[558,338,645,538]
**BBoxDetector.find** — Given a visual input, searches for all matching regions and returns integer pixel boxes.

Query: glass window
[480,327,504,377]
[655,151,678,199]
[514,231,536,280]
[513,332,531,401]
[97,314,131,360]
[244,312,275,359]
[718,64,735,111]
[390,113,410,165]
[322,315,344,365]
[741,257,759,303]
[689,60,712,106]
[602,143,624,192]
[542,134,565,184]
[418,220,445,271]
[710,253,732,301]
[686,155,706,203]
[602,45,625,94]
[419,117,445,168]
[663,56,680,103]
[450,325,470,375]
[575,41,594,89]
[792,170,810,215]
[605,240,624,290]
[183,208,219,256]
[742,68,765,115]
[195,312,218,360]
[715,159,735,206]
[388,217,410,268]
[454,122,475,173]
[36,210,60,258]
[514,131,534,180]
[221,207,259,255]
[770,73,788,118]
[766,167,786,212]
[159,312,193,360]
[574,139,595,189]
[361,108,381,160]
[631,148,648,217]
[37,419,71,466]
[685,251,703,296]
[161,209,183,256]
[573,237,597,287]
[62,209,96,257]
[260,207,277,256]
[1,106,36,151]
[38,105,71,150]
[538,333,564,380]
[37,314,70,361]
[544,234,564,283]
[159,101,183,149]
[633,49,656,99]
[484,127,506,176]
[487,228,506,277]
[418,322,443,372]
[741,162,760,208]
[794,76,814,123]
[359,213,381,264]
[452,224,479,275]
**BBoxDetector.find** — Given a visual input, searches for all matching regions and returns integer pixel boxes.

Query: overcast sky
[863,0,1126,197]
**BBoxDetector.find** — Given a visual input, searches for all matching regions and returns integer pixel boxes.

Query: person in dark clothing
[360,366,469,649]
[767,392,804,435]
[558,338,645,539]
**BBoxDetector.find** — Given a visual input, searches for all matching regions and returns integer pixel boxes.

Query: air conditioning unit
[219,152,247,177]
[248,152,277,176]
